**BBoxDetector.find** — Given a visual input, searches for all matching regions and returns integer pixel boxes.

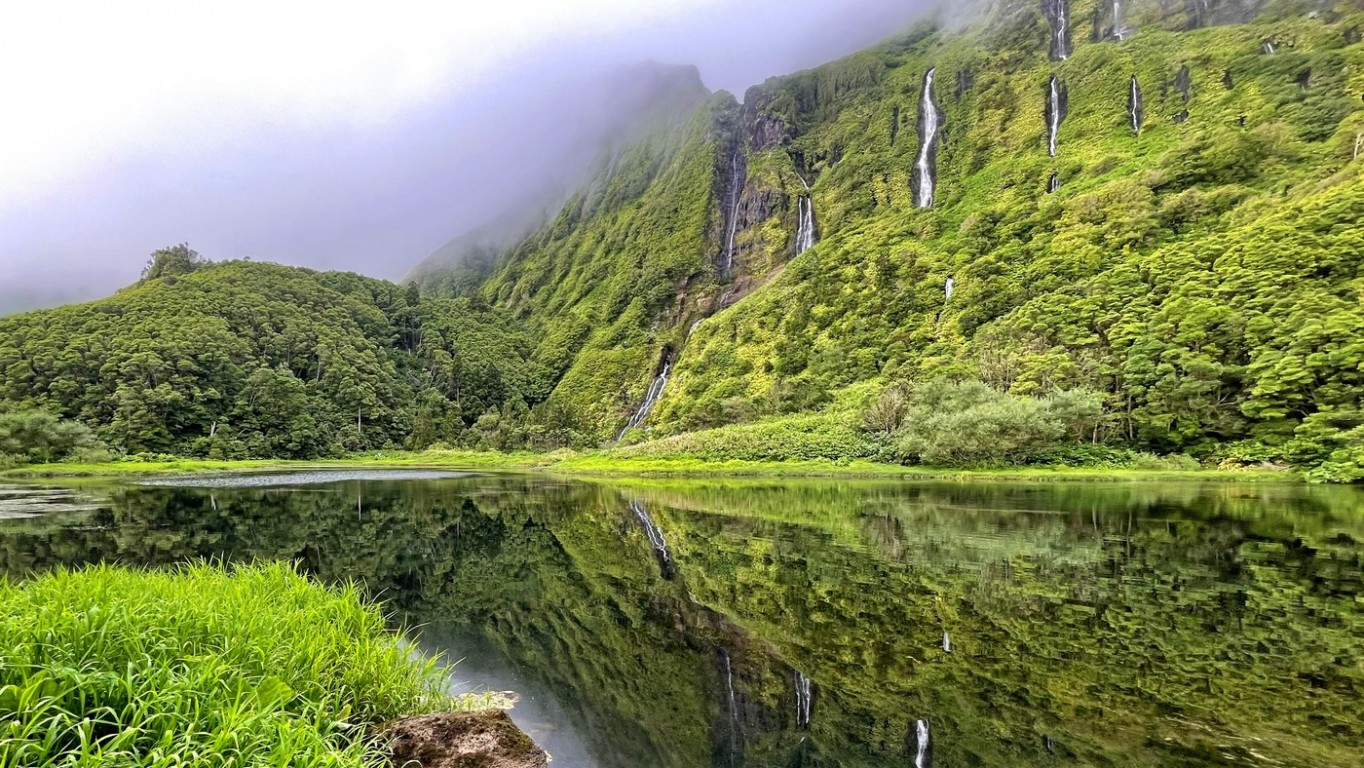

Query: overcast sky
[0,0,942,313]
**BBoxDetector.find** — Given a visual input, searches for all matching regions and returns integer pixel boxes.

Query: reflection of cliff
[2,477,1362,767]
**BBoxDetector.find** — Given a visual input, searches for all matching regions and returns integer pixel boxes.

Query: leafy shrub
[894,384,1064,467]
[0,409,105,466]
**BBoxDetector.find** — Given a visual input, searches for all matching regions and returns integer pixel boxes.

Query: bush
[0,409,106,466]
[0,562,458,766]
[896,387,1064,467]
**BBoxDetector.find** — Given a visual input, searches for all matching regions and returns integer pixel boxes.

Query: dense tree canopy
[0,260,544,459]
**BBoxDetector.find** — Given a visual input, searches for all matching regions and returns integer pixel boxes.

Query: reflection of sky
[418,623,601,768]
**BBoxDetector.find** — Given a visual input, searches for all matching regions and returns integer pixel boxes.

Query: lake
[2,472,1361,767]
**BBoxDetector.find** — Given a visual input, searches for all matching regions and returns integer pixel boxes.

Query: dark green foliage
[0,259,541,459]
[0,409,106,467]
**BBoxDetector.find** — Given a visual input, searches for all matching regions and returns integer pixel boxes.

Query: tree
[141,243,207,281]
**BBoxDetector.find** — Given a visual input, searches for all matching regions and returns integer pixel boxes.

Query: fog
[0,0,946,314]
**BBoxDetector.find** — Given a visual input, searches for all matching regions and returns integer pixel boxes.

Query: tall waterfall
[915,719,931,768]
[1045,75,1066,157]
[723,152,744,273]
[1111,0,1129,39]
[629,500,670,562]
[794,671,813,727]
[795,198,816,254]
[1043,0,1072,60]
[914,67,942,209]
[618,361,670,439]
[1128,75,1144,134]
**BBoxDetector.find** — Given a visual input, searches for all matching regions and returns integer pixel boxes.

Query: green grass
[0,562,471,767]
[2,450,1293,482]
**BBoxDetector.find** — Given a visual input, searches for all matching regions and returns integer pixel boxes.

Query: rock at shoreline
[384,710,548,768]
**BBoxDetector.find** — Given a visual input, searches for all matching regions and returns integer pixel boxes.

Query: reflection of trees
[2,477,1362,767]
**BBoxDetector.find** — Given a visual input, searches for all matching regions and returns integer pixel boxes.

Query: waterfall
[1128,75,1144,134]
[915,719,931,768]
[945,277,955,300]
[723,650,742,734]
[1111,0,1127,39]
[795,197,817,254]
[689,319,703,336]
[1261,41,1276,54]
[1046,75,1065,157]
[629,500,670,562]
[618,361,670,439]
[942,631,952,653]
[723,152,744,273]
[914,67,942,209]
[1047,171,1060,194]
[794,671,813,727]
[1043,0,1072,60]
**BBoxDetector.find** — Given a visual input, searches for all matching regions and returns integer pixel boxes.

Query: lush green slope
[416,0,1364,475]
[0,256,545,458]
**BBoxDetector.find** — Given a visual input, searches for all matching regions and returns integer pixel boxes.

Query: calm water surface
[2,472,1362,767]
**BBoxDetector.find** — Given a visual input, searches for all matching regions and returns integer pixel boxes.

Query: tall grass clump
[0,562,454,767]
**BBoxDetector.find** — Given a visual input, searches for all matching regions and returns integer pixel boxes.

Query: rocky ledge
[384,710,548,768]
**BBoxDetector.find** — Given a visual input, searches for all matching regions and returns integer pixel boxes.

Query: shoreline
[2,450,1297,483]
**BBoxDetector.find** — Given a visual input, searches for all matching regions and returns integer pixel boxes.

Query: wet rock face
[383,710,548,768]
[1174,65,1192,102]
[1041,0,1073,60]
[955,68,976,101]
[751,112,789,151]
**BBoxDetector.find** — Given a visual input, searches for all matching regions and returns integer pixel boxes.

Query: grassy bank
[2,449,1296,482]
[0,562,472,766]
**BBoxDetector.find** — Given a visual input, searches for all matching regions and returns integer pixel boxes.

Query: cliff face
[424,0,1364,452]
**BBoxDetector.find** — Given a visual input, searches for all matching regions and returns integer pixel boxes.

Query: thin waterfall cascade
[722,151,745,274]
[629,500,670,563]
[915,719,931,768]
[945,277,955,301]
[1128,75,1144,134]
[942,632,952,653]
[1043,0,1073,60]
[914,67,943,209]
[723,651,742,732]
[795,197,817,254]
[1261,40,1276,54]
[794,672,813,727]
[689,319,704,336]
[1111,0,1130,39]
[1045,75,1068,157]
[1047,171,1061,194]
[618,361,670,440]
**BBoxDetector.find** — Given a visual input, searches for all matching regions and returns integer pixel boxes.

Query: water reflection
[1,473,1362,767]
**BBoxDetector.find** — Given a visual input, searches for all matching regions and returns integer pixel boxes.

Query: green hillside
[0,251,545,459]
[418,0,1364,477]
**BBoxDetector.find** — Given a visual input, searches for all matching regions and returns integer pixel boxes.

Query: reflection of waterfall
[630,501,669,562]
[723,152,744,274]
[794,671,813,727]
[914,67,942,209]
[1045,75,1066,157]
[720,649,744,764]
[1128,75,1144,134]
[915,719,931,768]
[1043,0,1072,60]
[945,277,955,300]
[618,362,670,439]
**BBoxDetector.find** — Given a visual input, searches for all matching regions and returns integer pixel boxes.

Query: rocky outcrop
[383,711,548,768]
